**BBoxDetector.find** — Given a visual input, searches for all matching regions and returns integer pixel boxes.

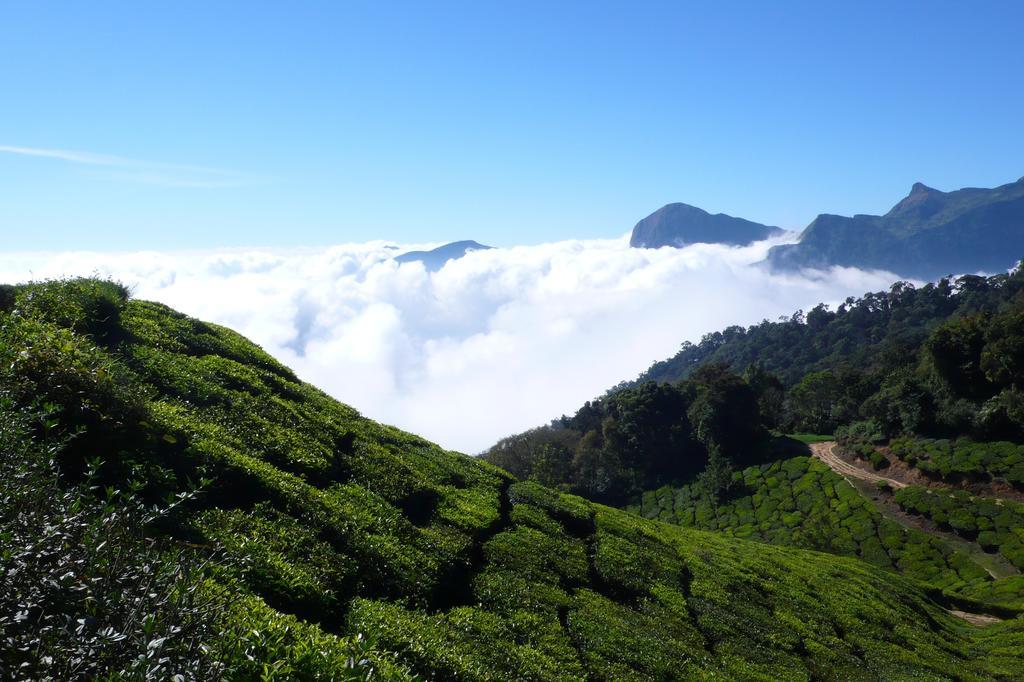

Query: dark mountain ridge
[768,176,1024,279]
[629,202,783,248]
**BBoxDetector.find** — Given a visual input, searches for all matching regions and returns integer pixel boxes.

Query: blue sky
[2,1,1023,250]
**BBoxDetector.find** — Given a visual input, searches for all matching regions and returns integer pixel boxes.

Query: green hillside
[630,453,1024,606]
[888,437,1024,487]
[2,279,1024,679]
[893,486,1024,571]
[638,270,1023,389]
[632,456,992,593]
[496,269,1024,509]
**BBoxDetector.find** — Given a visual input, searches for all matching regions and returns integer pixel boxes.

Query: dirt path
[948,610,1003,626]
[811,441,1019,580]
[810,442,908,489]
[812,442,1009,623]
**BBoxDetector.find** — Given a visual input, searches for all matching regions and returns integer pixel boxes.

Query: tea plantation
[632,456,1005,596]
[889,437,1024,487]
[2,279,1023,679]
[894,487,1024,570]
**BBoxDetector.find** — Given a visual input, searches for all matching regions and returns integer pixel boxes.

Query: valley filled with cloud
[1,236,902,452]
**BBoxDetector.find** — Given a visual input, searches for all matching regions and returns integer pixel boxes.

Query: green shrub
[894,486,1024,569]
[890,436,1024,486]
[508,480,595,536]
[567,589,705,680]
[349,599,584,680]
[637,456,1004,597]
[0,400,224,680]
[484,525,588,586]
[13,278,129,346]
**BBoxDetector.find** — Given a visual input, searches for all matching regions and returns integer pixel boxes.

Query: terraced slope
[888,437,1024,490]
[632,456,998,594]
[894,487,1024,571]
[2,279,1023,679]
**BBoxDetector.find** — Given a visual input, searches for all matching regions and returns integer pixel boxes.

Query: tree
[696,443,734,505]
[571,427,621,502]
[687,364,761,456]
[860,369,935,437]
[786,370,842,434]
[925,314,991,400]
[981,311,1024,389]
[743,363,785,429]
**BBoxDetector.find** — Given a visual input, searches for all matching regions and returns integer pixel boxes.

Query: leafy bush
[894,486,1024,569]
[836,419,887,468]
[633,456,1000,597]
[890,436,1024,486]
[0,401,223,681]
[12,278,129,347]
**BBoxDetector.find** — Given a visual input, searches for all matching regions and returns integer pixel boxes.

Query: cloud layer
[0,237,902,452]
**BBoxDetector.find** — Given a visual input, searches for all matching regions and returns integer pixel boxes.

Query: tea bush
[890,436,1024,486]
[634,456,998,595]
[895,486,1024,568]
[0,400,223,681]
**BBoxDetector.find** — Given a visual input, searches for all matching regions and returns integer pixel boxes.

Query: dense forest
[484,365,765,505]
[484,269,1024,504]
[4,279,1023,679]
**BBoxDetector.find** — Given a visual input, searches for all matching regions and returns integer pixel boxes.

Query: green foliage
[890,436,1024,486]
[634,270,1024,442]
[214,595,415,681]
[0,400,224,680]
[196,504,356,621]
[787,370,847,433]
[895,486,1024,569]
[3,279,1023,679]
[961,575,1024,610]
[485,367,764,504]
[694,443,734,503]
[566,589,707,680]
[836,420,889,468]
[12,278,129,346]
[634,456,1003,598]
[927,314,992,400]
[349,600,584,681]
[507,480,594,536]
[642,278,974,386]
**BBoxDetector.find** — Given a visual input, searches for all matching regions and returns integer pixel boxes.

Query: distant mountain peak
[445,239,489,250]
[885,181,945,218]
[661,202,708,215]
[630,202,781,248]
[394,240,493,271]
[768,175,1024,280]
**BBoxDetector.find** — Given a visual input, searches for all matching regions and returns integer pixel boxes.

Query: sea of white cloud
[0,235,903,453]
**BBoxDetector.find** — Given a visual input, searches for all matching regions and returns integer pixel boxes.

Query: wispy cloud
[0,144,257,188]
[0,145,127,165]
